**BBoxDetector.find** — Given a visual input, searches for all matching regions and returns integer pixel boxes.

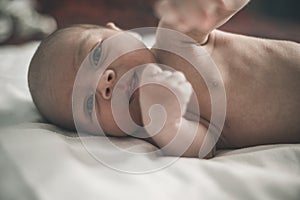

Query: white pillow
[0,42,42,127]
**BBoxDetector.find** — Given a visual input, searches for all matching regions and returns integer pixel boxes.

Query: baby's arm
[139,65,215,158]
[156,0,250,44]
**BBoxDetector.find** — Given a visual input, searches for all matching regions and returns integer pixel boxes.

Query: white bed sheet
[0,41,300,200]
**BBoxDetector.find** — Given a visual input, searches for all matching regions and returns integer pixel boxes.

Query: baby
[28,0,300,158]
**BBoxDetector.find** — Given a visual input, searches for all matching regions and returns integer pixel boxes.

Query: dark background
[221,0,300,41]
[36,0,300,42]
[2,0,300,44]
[36,0,157,28]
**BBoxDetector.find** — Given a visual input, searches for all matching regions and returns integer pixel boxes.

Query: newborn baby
[28,0,300,158]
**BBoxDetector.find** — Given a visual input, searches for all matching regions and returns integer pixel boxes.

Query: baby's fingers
[222,0,250,11]
[168,71,186,82]
[142,64,162,76]
[177,81,193,113]
[155,0,175,21]
[155,0,184,26]
[179,81,193,99]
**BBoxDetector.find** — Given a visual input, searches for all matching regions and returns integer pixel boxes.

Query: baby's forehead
[48,28,95,70]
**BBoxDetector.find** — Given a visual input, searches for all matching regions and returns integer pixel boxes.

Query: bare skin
[148,0,300,156]
[152,28,300,149]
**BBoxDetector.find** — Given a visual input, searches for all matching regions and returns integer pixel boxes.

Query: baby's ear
[106,22,122,31]
[106,22,142,41]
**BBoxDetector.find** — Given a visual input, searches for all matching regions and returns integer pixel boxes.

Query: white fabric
[0,41,300,200]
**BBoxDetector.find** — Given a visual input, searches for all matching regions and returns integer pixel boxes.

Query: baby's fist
[139,64,192,123]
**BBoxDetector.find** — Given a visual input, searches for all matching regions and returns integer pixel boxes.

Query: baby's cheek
[105,103,136,137]
[102,117,127,137]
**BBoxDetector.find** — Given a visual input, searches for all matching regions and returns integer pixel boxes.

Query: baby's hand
[156,0,250,43]
[139,64,192,126]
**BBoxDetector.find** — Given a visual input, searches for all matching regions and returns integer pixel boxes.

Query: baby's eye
[86,95,94,115]
[92,43,102,66]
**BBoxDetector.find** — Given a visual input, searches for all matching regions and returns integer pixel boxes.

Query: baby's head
[28,23,156,136]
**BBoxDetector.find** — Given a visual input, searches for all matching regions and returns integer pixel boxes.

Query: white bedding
[0,41,300,200]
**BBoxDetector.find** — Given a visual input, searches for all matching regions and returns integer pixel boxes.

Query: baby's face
[49,24,156,136]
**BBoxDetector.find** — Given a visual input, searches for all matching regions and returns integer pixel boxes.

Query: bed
[0,38,300,200]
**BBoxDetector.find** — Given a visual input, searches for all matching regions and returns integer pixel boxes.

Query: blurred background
[0,0,299,45]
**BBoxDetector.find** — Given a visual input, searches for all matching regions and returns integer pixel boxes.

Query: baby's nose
[97,69,116,100]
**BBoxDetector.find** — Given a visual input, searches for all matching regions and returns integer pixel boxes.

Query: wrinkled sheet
[0,42,300,200]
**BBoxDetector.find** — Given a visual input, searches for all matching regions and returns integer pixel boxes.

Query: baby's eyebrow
[75,33,92,69]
